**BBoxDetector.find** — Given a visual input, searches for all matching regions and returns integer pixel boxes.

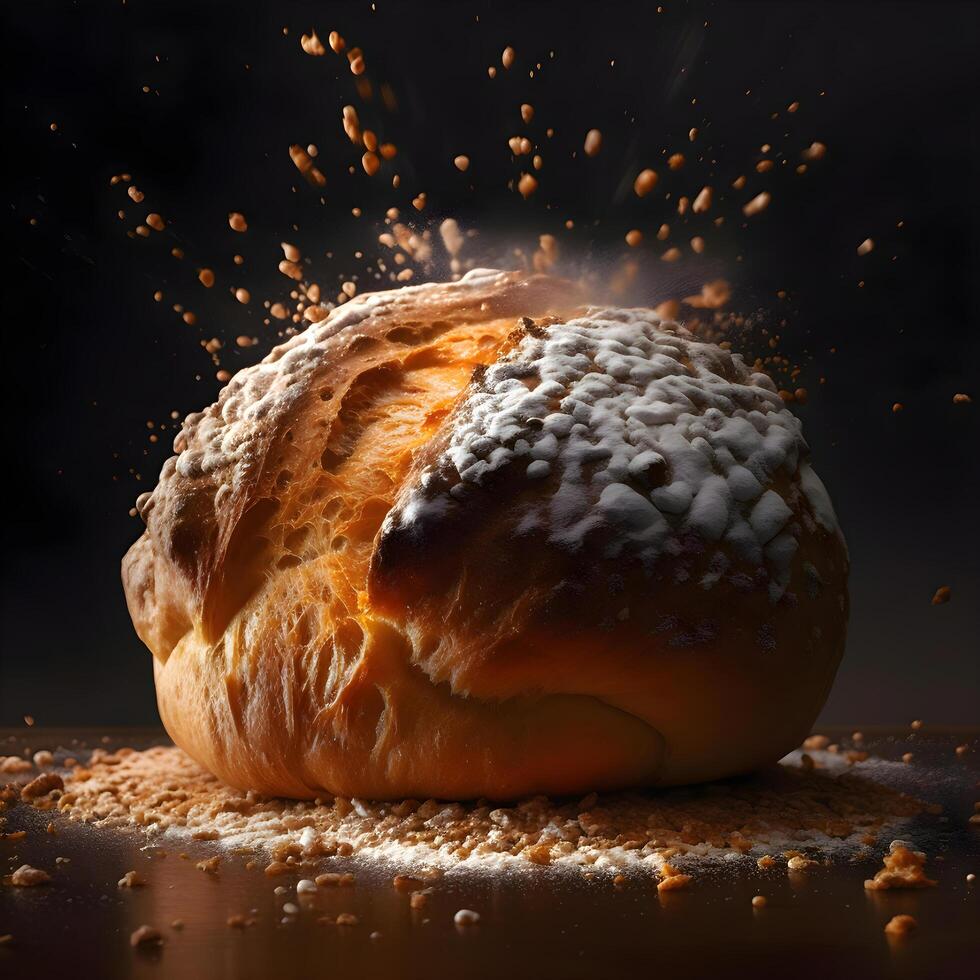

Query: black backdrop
[2,0,978,727]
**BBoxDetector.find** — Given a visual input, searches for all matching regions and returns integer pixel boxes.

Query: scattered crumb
[130,925,164,948]
[1,756,33,774]
[10,865,51,887]
[787,855,819,872]
[657,863,692,892]
[864,842,937,890]
[20,773,63,800]
[315,872,355,887]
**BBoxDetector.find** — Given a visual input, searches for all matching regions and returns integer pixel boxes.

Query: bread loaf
[123,269,848,800]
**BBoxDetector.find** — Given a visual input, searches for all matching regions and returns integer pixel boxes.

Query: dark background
[1,0,977,728]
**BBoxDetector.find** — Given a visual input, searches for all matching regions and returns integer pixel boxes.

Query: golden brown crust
[123,269,848,800]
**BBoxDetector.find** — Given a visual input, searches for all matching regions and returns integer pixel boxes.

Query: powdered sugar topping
[397,307,841,598]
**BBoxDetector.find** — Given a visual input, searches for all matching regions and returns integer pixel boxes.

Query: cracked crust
[122,269,848,800]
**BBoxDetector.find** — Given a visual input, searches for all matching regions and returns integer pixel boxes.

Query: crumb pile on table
[5,742,929,879]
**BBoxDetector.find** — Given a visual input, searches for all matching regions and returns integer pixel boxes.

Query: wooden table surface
[1,727,977,979]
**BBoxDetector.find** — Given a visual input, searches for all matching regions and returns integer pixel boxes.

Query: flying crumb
[743,192,771,217]
[454,155,470,172]
[688,127,698,141]
[289,145,327,187]
[501,46,515,69]
[884,914,917,937]
[583,129,602,157]
[931,586,952,605]
[625,229,643,247]
[454,909,480,927]
[683,279,730,309]
[690,237,705,254]
[518,173,538,198]
[118,870,147,888]
[661,247,682,262]
[146,214,165,231]
[328,31,345,53]
[234,288,250,305]
[198,269,215,288]
[412,193,427,211]
[952,393,972,404]
[857,238,874,256]
[802,141,827,161]
[692,186,712,213]
[300,32,326,56]
[347,49,365,75]
[634,169,658,197]
[892,402,904,413]
[521,104,534,124]
[751,895,767,908]
[228,212,247,232]
[667,153,685,170]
